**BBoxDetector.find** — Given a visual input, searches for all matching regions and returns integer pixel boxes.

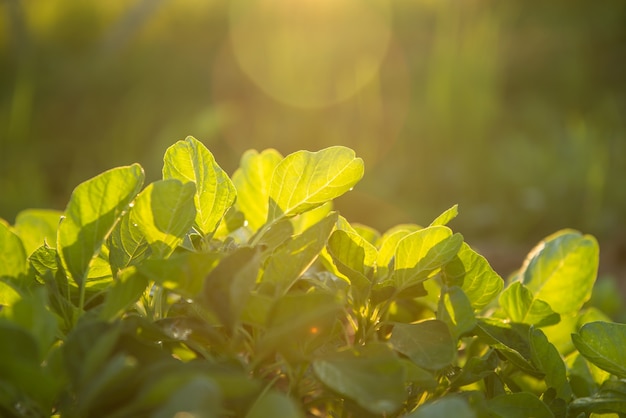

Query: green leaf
[376,225,420,279]
[569,380,626,416]
[4,288,59,360]
[132,179,196,258]
[246,390,304,418]
[13,209,62,255]
[389,319,457,371]
[139,252,221,298]
[0,219,28,280]
[108,210,151,276]
[163,136,237,236]
[406,396,476,418]
[327,229,377,304]
[499,282,560,327]
[258,290,343,360]
[0,280,21,308]
[475,318,540,377]
[57,164,144,286]
[520,229,599,315]
[529,327,571,400]
[572,321,626,378]
[0,322,59,411]
[202,247,261,329]
[443,242,503,311]
[391,226,463,289]
[429,204,459,227]
[261,211,337,296]
[312,343,407,415]
[232,148,283,232]
[487,393,554,418]
[449,349,499,388]
[438,286,476,339]
[267,146,364,221]
[99,267,149,321]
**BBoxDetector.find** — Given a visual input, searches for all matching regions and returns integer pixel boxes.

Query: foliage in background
[1,0,625,247]
[1,139,625,417]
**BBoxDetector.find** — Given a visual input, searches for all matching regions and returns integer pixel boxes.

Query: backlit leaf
[520,229,599,315]
[163,136,236,236]
[429,204,459,227]
[108,211,151,276]
[438,286,476,339]
[0,219,28,280]
[261,211,337,296]
[443,242,503,311]
[267,146,363,221]
[327,229,377,303]
[392,226,463,289]
[57,164,144,286]
[232,149,283,232]
[13,209,62,255]
[499,282,560,327]
[572,321,626,378]
[132,179,196,258]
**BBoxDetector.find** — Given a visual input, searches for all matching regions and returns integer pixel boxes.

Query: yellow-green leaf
[267,146,363,222]
[57,164,144,286]
[163,136,236,236]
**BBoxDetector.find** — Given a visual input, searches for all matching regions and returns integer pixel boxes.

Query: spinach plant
[1,136,624,417]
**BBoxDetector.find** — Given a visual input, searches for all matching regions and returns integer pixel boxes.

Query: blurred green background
[1,0,625,275]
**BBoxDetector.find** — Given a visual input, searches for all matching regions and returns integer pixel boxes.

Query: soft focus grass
[1,0,625,257]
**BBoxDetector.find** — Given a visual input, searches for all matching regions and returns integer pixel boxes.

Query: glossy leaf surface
[572,321,626,378]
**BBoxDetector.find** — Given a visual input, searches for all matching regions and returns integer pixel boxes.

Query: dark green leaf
[202,247,261,329]
[487,393,554,418]
[407,397,476,418]
[246,390,304,418]
[312,343,407,415]
[99,267,150,321]
[529,327,571,400]
[389,319,457,370]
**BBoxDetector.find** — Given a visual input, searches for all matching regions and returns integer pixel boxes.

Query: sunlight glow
[229,0,392,108]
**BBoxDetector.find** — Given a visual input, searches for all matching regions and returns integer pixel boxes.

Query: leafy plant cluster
[1,137,625,417]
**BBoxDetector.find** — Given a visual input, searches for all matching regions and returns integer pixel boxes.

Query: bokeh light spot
[229,0,392,108]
